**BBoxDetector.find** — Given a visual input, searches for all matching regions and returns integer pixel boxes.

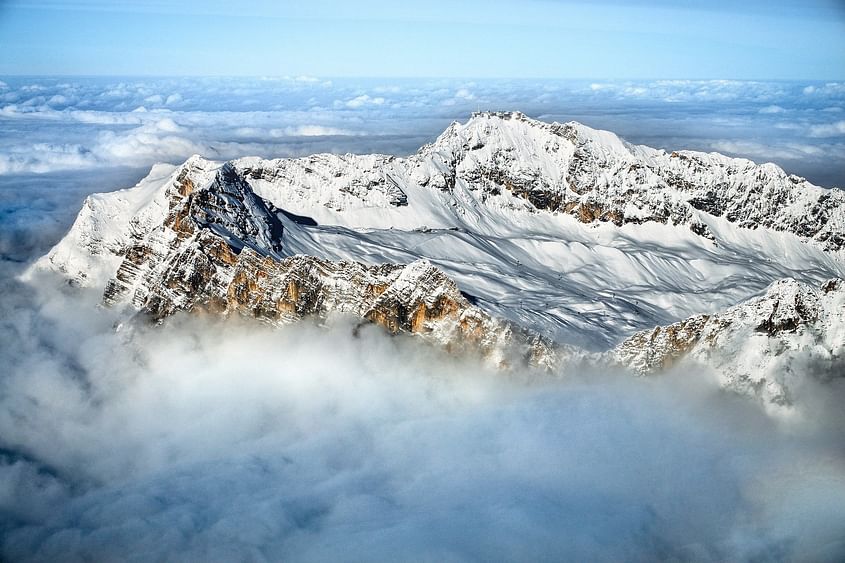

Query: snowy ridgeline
[31,111,845,408]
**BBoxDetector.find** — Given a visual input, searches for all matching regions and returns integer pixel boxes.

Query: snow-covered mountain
[93,160,554,368]
[614,277,844,408]
[31,112,845,405]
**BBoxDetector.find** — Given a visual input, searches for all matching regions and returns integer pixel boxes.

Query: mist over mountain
[2,77,845,562]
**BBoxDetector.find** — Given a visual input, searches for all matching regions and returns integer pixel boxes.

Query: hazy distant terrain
[1,77,843,185]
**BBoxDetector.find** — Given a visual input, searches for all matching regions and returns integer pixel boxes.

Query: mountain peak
[459,110,630,149]
[468,110,530,121]
[184,161,285,259]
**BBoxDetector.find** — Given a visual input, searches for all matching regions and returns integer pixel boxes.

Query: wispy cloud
[336,94,387,108]
[808,120,845,138]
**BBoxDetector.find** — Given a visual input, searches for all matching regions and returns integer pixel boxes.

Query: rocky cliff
[614,278,845,406]
[97,157,556,368]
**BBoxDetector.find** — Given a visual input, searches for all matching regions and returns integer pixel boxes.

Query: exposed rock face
[614,314,712,373]
[101,161,556,368]
[103,162,285,308]
[613,278,845,406]
[412,112,845,250]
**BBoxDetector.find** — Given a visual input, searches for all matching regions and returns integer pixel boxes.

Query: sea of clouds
[2,266,845,561]
[1,77,845,561]
[1,270,844,561]
[0,76,843,185]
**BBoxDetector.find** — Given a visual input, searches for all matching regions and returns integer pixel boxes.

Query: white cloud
[152,117,181,132]
[275,125,359,136]
[0,104,26,117]
[709,139,827,161]
[759,105,786,114]
[802,82,845,97]
[340,94,386,108]
[584,80,790,103]
[95,120,200,164]
[0,281,842,561]
[455,88,475,100]
[238,125,361,138]
[808,120,845,138]
[0,142,97,174]
[47,94,69,106]
[373,85,403,94]
[165,93,183,105]
[100,85,133,99]
[0,117,200,174]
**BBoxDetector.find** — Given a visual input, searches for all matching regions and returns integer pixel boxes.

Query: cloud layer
[1,77,843,187]
[1,275,844,562]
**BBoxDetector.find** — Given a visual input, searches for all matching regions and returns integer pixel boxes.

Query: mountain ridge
[28,111,845,409]
[613,277,844,409]
[39,111,845,281]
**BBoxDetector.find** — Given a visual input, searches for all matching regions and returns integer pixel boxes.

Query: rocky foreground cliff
[32,112,845,408]
[93,160,557,368]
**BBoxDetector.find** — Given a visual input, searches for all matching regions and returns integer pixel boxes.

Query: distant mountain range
[32,112,845,410]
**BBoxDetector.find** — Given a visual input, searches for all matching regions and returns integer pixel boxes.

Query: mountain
[614,278,845,408]
[83,157,557,369]
[413,112,844,251]
[31,112,845,406]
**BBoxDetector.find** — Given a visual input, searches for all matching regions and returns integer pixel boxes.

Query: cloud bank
[0,77,843,187]
[0,262,844,561]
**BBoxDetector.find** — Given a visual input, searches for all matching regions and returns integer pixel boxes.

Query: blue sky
[1,0,844,78]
